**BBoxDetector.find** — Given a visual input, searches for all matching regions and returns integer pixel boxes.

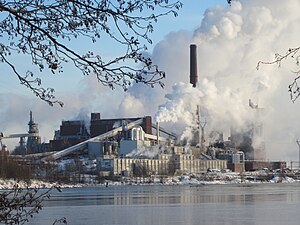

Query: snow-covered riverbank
[1,170,299,190]
[111,171,300,186]
[0,179,84,189]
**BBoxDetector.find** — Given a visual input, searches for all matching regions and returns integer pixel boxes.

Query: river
[27,183,300,225]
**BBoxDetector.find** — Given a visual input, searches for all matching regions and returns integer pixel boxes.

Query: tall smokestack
[190,44,198,87]
[190,44,200,149]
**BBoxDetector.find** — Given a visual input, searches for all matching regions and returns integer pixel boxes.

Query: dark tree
[257,47,300,102]
[0,0,182,106]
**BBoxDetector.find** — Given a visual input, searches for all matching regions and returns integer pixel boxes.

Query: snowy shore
[1,171,299,189]
[0,179,82,189]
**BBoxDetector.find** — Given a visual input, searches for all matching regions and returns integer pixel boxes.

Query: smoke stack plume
[190,44,198,87]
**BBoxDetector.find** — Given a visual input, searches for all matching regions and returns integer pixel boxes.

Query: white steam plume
[126,145,161,159]
[153,0,300,161]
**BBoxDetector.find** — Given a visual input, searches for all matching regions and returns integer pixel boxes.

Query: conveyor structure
[151,123,177,139]
[43,118,179,161]
[43,119,144,161]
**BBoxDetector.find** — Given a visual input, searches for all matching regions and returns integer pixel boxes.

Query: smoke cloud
[153,0,300,161]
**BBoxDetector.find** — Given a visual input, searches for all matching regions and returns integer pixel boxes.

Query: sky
[1,0,300,162]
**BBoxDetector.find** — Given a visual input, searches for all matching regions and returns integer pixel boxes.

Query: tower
[26,111,41,153]
[231,100,265,160]
[189,44,205,153]
[249,100,266,160]
[200,120,207,152]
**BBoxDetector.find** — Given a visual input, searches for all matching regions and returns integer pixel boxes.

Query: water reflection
[45,183,300,207]
[28,183,300,225]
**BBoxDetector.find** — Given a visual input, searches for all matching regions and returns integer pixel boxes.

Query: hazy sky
[1,0,300,162]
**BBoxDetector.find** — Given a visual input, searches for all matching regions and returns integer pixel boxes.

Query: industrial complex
[0,45,286,179]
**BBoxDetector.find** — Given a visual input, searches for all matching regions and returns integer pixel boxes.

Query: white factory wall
[112,156,227,176]
[119,140,151,157]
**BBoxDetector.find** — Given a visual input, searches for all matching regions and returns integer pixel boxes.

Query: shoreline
[1,171,300,190]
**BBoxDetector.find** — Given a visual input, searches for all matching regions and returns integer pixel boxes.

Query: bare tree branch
[0,185,61,224]
[0,0,182,106]
[257,47,300,102]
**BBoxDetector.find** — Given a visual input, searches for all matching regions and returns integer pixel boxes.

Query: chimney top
[190,44,198,87]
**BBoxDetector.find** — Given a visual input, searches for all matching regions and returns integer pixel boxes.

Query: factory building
[50,120,90,151]
[245,161,286,171]
[112,154,227,177]
[42,113,226,177]
[2,111,48,155]
[94,124,227,176]
[30,44,267,175]
[26,111,41,152]
[4,44,286,178]
[216,149,245,172]
[90,113,152,137]
[49,114,153,151]
[45,115,227,176]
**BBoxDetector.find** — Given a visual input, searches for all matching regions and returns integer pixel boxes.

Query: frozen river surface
[27,183,300,225]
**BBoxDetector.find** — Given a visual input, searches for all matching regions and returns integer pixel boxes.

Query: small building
[119,126,152,157]
[216,149,245,172]
[245,160,287,171]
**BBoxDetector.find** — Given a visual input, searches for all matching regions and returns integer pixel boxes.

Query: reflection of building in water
[112,186,274,206]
